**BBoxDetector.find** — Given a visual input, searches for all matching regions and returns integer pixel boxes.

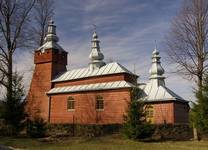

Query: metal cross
[154,40,157,49]
[92,24,97,32]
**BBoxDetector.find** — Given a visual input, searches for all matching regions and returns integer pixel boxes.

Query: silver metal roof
[48,81,135,94]
[52,62,137,82]
[139,81,188,102]
[37,20,65,52]
[139,48,188,103]
[89,31,105,70]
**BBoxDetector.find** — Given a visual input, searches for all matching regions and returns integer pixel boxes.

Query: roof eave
[140,98,189,103]
[47,86,133,95]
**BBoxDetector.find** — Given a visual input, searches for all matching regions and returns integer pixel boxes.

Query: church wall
[26,63,52,120]
[174,102,189,123]
[53,73,136,88]
[151,102,174,124]
[148,101,189,124]
[49,88,131,124]
[26,49,67,121]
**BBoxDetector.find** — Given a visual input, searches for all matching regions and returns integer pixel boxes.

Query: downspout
[48,95,51,123]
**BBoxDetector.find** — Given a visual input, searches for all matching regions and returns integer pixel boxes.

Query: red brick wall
[26,63,52,120]
[150,102,174,124]
[147,101,189,124]
[34,49,67,65]
[53,73,136,88]
[174,102,189,123]
[49,88,131,124]
[26,49,67,121]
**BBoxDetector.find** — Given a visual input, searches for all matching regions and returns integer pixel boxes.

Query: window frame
[96,95,104,111]
[67,96,75,111]
[145,105,154,123]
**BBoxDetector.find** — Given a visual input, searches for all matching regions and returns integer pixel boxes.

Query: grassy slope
[0,136,208,150]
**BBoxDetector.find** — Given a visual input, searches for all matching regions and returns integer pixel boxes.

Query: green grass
[0,136,208,150]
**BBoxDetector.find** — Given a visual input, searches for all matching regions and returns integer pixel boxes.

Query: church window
[67,96,75,111]
[96,95,104,111]
[145,105,154,123]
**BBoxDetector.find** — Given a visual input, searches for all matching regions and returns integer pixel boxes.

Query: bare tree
[0,0,35,104]
[33,0,54,46]
[166,0,208,89]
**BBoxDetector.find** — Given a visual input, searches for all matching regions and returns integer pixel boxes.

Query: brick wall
[49,88,131,124]
[147,101,189,124]
[26,48,67,121]
[151,102,174,124]
[53,73,137,87]
[26,63,52,120]
[174,102,189,123]
[34,49,67,65]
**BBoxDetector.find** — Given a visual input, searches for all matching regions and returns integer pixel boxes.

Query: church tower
[26,20,68,121]
[149,48,165,87]
[89,31,105,70]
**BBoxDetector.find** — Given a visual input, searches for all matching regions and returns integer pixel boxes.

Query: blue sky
[14,0,195,101]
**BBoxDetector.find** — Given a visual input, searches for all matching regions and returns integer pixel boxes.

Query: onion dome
[89,31,105,70]
[37,19,65,52]
[149,48,165,86]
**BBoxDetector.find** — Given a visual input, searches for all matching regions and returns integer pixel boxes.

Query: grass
[0,135,208,150]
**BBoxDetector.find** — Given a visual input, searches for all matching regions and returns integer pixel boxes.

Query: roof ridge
[113,62,136,76]
[52,61,138,82]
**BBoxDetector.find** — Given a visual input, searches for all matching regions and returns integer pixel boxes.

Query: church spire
[44,19,59,43]
[89,31,105,70]
[37,19,65,52]
[149,47,165,86]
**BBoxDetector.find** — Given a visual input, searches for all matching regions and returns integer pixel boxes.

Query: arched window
[67,96,75,111]
[145,105,154,123]
[96,95,104,111]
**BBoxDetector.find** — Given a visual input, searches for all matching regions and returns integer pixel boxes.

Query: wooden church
[26,21,189,125]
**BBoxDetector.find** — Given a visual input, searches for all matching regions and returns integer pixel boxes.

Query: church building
[26,21,189,125]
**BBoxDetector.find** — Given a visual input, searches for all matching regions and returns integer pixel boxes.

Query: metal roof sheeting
[139,81,188,103]
[37,41,65,52]
[52,62,137,82]
[138,48,188,103]
[48,81,135,94]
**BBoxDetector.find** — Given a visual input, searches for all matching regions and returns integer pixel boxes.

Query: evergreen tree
[192,75,208,134]
[26,117,47,138]
[2,72,26,134]
[123,87,154,139]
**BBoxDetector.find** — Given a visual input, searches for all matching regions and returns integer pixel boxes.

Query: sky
[14,0,195,102]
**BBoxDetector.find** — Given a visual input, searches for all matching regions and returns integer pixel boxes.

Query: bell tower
[26,20,68,121]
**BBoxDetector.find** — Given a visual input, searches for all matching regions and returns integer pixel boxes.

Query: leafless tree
[0,0,35,102]
[33,0,54,46]
[166,0,208,89]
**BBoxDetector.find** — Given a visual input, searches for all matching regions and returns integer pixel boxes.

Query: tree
[1,72,26,134]
[191,74,208,135]
[26,117,47,138]
[33,0,54,46]
[166,0,208,89]
[0,0,35,116]
[123,88,154,139]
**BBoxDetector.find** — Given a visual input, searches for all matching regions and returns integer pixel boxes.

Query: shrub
[123,87,155,140]
[0,119,16,136]
[26,118,47,138]
[136,123,155,139]
[47,124,121,137]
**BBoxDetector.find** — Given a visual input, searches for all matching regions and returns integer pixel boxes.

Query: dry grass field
[0,135,208,150]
